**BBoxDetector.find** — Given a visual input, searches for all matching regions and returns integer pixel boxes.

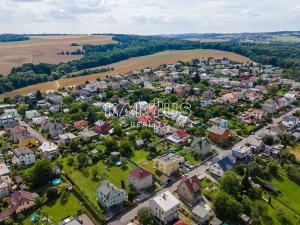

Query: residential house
[128,167,153,192]
[173,220,190,225]
[138,115,155,124]
[284,92,298,102]
[0,176,12,199]
[18,135,39,147]
[209,156,235,177]
[154,154,180,176]
[0,163,10,176]
[4,109,19,118]
[207,126,231,143]
[95,120,111,135]
[190,137,212,156]
[134,101,149,112]
[177,175,202,206]
[209,118,228,129]
[9,126,28,143]
[247,137,264,152]
[262,99,278,114]
[79,129,98,142]
[222,92,239,104]
[149,191,180,224]
[282,116,299,129]
[97,180,127,209]
[12,147,36,166]
[176,115,192,128]
[39,142,59,159]
[0,191,39,221]
[167,129,188,145]
[0,114,15,126]
[165,110,181,121]
[58,133,77,145]
[36,100,51,109]
[58,217,81,225]
[191,204,210,225]
[113,104,128,117]
[153,121,174,136]
[250,109,268,120]
[32,116,48,125]
[25,110,40,120]
[276,97,290,110]
[74,120,88,130]
[232,145,252,160]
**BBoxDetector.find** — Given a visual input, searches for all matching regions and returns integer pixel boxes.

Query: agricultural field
[1,49,250,98]
[269,35,300,43]
[0,35,114,74]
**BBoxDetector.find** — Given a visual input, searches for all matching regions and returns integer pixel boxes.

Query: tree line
[0,34,29,42]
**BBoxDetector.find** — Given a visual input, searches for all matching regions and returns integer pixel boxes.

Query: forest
[0,34,29,42]
[1,34,300,94]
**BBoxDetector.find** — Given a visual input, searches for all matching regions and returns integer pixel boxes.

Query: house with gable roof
[209,156,236,177]
[177,175,202,205]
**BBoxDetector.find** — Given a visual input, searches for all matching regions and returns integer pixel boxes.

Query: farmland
[0,35,114,74]
[0,49,250,97]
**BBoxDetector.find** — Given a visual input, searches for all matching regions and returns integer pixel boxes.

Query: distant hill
[0,34,29,42]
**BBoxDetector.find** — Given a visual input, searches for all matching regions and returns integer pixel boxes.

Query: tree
[119,140,133,157]
[137,207,157,225]
[219,171,242,197]
[121,180,125,189]
[113,124,123,136]
[47,187,58,200]
[35,90,42,100]
[263,135,274,146]
[69,139,80,152]
[140,128,152,141]
[17,103,28,116]
[247,161,262,178]
[213,191,243,221]
[265,160,279,176]
[103,136,118,153]
[29,159,54,187]
[87,110,97,124]
[193,72,200,83]
[241,169,251,191]
[77,153,89,168]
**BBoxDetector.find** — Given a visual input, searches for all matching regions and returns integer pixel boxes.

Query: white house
[39,142,59,159]
[209,156,235,177]
[4,109,19,118]
[58,133,77,145]
[25,110,40,120]
[0,163,10,177]
[149,191,180,224]
[97,180,127,209]
[12,147,36,166]
[176,115,192,128]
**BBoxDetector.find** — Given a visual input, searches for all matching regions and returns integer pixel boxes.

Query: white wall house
[39,142,59,159]
[12,147,36,166]
[149,191,180,224]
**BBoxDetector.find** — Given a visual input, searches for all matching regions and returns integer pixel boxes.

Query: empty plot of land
[1,49,250,97]
[0,35,114,74]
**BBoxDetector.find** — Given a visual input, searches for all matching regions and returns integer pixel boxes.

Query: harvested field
[1,49,250,98]
[0,35,114,74]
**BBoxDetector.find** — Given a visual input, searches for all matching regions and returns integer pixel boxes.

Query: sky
[0,0,299,34]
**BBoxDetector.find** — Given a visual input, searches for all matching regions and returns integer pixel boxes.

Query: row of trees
[0,34,29,42]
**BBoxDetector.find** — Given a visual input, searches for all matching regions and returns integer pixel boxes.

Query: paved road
[109,107,299,225]
[19,120,47,143]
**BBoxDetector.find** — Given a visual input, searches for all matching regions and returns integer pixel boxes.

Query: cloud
[0,0,299,34]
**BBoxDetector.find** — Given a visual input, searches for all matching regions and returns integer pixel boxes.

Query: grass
[262,168,300,215]
[287,144,300,160]
[22,193,82,225]
[61,156,136,208]
[130,149,155,174]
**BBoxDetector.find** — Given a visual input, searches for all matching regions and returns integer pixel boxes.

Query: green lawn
[263,168,300,215]
[23,193,82,225]
[61,157,136,208]
[130,149,155,174]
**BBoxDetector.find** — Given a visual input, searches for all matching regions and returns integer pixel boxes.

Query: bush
[285,164,300,184]
[47,187,58,200]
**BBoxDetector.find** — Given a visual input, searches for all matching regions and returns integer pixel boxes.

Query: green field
[23,193,82,225]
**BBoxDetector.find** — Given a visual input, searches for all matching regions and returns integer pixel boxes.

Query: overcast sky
[0,0,299,34]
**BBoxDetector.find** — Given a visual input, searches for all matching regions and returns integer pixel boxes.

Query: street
[19,120,47,143]
[109,107,299,225]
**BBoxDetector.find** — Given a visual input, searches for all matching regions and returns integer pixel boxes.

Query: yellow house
[19,136,39,147]
[154,154,179,176]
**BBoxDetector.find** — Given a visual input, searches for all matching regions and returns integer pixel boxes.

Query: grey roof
[192,204,209,218]
[207,125,226,135]
[12,147,33,157]
[282,116,298,123]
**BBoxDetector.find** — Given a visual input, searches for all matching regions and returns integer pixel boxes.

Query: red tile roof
[138,115,154,124]
[173,220,190,225]
[129,167,152,180]
[176,129,188,139]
